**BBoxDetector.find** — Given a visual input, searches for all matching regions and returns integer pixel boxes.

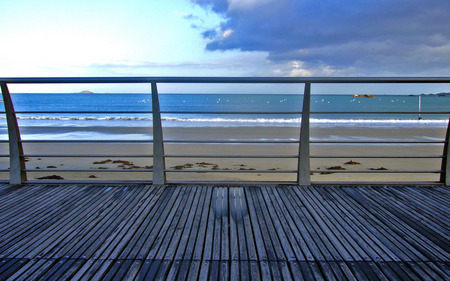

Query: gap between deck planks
[0,184,448,280]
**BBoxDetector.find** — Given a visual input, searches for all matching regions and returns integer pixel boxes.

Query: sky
[0,0,449,94]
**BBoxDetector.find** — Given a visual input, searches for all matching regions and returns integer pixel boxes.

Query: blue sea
[1,93,449,140]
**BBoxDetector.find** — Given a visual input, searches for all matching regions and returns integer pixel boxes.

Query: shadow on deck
[0,184,448,280]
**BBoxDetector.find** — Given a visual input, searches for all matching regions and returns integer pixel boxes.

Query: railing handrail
[0,76,449,84]
[0,77,449,185]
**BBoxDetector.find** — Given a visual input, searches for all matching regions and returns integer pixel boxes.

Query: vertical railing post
[441,117,450,186]
[1,83,27,184]
[298,82,311,185]
[151,82,166,185]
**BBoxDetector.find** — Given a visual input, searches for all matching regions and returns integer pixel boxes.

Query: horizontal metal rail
[165,169,297,173]
[19,140,153,143]
[1,76,449,83]
[164,140,300,143]
[310,111,450,114]
[310,155,444,158]
[24,169,153,172]
[311,140,445,144]
[311,169,442,173]
[9,111,449,115]
[22,154,154,158]
[165,154,298,158]
[11,111,153,114]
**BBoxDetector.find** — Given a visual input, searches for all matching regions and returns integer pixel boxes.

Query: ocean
[1,93,449,140]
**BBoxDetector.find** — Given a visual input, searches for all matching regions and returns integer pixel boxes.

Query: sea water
[1,93,448,140]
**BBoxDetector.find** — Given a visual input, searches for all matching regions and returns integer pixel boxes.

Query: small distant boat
[353,94,375,98]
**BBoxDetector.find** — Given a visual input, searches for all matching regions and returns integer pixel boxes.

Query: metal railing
[0,77,449,185]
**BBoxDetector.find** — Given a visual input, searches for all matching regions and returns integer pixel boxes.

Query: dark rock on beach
[36,175,64,180]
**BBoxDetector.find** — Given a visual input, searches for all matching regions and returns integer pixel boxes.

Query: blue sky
[0,0,449,94]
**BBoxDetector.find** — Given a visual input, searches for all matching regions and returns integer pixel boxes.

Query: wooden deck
[0,184,448,280]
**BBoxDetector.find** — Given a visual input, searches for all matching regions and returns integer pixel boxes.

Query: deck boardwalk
[0,184,448,280]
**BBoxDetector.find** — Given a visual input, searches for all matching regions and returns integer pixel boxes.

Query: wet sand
[0,126,446,182]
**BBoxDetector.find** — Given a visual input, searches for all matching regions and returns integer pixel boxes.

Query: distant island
[353,94,375,98]
[423,92,450,97]
[409,92,450,97]
[77,90,93,94]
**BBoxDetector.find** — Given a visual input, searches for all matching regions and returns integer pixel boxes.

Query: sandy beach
[0,126,446,183]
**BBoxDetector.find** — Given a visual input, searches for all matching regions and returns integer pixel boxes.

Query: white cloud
[221,29,233,39]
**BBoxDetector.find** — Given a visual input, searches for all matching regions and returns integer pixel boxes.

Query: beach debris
[345,160,361,165]
[36,167,40,169]
[89,175,97,178]
[171,163,194,170]
[97,167,109,169]
[113,160,133,165]
[196,162,215,167]
[36,175,64,180]
[46,165,57,168]
[321,165,346,175]
[239,168,256,171]
[370,167,388,170]
[37,158,42,160]
[326,166,346,170]
[93,159,112,164]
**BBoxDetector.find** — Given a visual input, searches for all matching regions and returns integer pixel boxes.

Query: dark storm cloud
[190,0,450,74]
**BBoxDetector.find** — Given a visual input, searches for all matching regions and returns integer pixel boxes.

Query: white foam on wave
[8,115,448,124]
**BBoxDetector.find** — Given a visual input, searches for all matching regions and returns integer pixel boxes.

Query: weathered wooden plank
[186,260,201,281]
[163,186,202,260]
[212,187,223,261]
[337,187,429,261]
[221,188,230,262]
[198,187,216,262]
[292,187,354,261]
[259,186,295,261]
[153,186,197,260]
[0,185,92,248]
[180,186,208,261]
[0,258,28,280]
[93,185,162,259]
[355,187,449,261]
[52,186,144,259]
[119,185,180,259]
[53,258,86,281]
[197,261,210,280]
[191,186,213,261]
[137,186,186,260]
[220,261,229,281]
[241,189,258,261]
[1,186,113,258]
[318,187,399,262]
[121,260,143,281]
[244,187,268,261]
[260,261,272,281]
[277,187,329,261]
[229,188,241,261]
[230,260,239,281]
[304,187,371,261]
[263,187,308,261]
[39,258,77,281]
